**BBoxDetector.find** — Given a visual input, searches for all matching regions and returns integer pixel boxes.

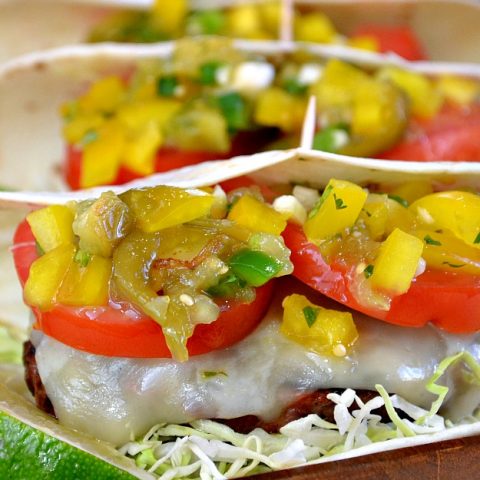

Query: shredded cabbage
[120,352,480,479]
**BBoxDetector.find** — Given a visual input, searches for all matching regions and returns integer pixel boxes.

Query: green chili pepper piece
[228,249,281,287]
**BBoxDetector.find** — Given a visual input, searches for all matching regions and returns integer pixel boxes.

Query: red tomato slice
[13,220,273,358]
[379,105,480,161]
[283,223,480,334]
[352,25,425,61]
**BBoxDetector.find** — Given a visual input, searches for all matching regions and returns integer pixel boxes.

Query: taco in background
[3,0,480,63]
[2,38,480,193]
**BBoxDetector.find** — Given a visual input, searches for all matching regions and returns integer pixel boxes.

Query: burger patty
[23,341,54,417]
[23,340,384,433]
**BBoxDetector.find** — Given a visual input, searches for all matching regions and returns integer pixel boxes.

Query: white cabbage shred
[119,352,480,479]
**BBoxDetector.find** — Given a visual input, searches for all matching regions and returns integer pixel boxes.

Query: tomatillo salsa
[62,41,480,190]
[13,184,293,361]
[278,179,480,334]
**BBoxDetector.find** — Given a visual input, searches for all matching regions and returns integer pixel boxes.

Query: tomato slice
[13,220,273,357]
[352,25,425,61]
[379,104,480,161]
[283,223,480,333]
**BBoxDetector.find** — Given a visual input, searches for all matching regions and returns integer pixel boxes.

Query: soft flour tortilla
[2,0,480,63]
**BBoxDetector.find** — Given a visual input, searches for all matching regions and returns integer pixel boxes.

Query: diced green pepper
[228,249,281,287]
[157,75,178,97]
[198,61,223,86]
[187,10,225,35]
[312,125,349,153]
[217,92,249,131]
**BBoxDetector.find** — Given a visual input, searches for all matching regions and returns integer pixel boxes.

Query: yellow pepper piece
[121,123,163,176]
[62,113,104,144]
[348,35,379,52]
[227,5,262,38]
[152,0,187,34]
[352,83,385,136]
[361,197,389,241]
[361,194,415,241]
[436,75,480,106]
[378,67,443,118]
[370,228,423,295]
[254,87,306,132]
[415,230,480,275]
[410,191,480,248]
[312,60,369,109]
[78,76,126,114]
[281,294,358,357]
[81,121,126,188]
[228,195,287,236]
[294,12,337,43]
[389,180,433,205]
[304,179,367,242]
[117,99,181,131]
[121,186,214,233]
[58,255,112,307]
[384,197,415,234]
[26,205,74,252]
[259,1,281,36]
[24,244,76,311]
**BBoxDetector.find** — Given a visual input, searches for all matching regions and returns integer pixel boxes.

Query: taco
[2,38,480,193]
[2,0,480,63]
[3,150,480,478]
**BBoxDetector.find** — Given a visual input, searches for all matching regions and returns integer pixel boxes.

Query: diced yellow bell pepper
[62,113,104,144]
[254,87,306,132]
[370,228,424,295]
[78,76,126,114]
[315,59,369,95]
[361,196,389,241]
[348,35,379,52]
[389,180,433,205]
[258,1,281,35]
[227,5,262,38]
[117,99,182,131]
[121,123,163,176]
[410,191,480,248]
[281,294,358,357]
[304,179,367,242]
[27,205,74,252]
[414,229,480,275]
[228,194,287,235]
[436,75,480,106]
[378,67,443,118]
[152,0,187,34]
[24,244,76,311]
[361,194,415,240]
[57,255,111,306]
[352,83,385,135]
[121,186,214,233]
[81,121,126,188]
[294,12,337,43]
[384,197,415,234]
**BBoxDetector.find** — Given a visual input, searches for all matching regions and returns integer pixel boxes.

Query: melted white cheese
[34,291,480,446]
